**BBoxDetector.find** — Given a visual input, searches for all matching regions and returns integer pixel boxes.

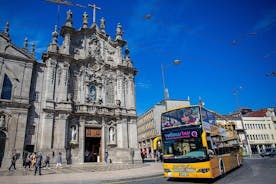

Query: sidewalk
[0,162,163,184]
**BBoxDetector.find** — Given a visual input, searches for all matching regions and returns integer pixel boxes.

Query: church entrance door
[85,127,101,162]
[0,131,6,167]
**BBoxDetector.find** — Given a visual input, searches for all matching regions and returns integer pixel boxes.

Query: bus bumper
[163,163,214,179]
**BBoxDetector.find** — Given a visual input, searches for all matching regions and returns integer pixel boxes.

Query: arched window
[1,74,12,100]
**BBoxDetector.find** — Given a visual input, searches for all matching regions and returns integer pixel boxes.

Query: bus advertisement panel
[161,106,200,129]
[161,105,242,179]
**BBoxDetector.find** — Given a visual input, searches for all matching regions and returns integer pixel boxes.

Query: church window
[1,74,12,100]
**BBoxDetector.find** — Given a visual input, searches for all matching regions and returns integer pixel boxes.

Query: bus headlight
[197,168,210,173]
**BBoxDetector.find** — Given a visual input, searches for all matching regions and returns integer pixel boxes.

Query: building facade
[0,23,36,167]
[242,109,276,154]
[219,108,276,155]
[216,115,251,156]
[137,99,190,158]
[0,10,140,167]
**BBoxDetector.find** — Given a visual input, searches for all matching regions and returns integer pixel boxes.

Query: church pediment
[71,32,102,61]
[0,34,34,61]
[68,29,117,64]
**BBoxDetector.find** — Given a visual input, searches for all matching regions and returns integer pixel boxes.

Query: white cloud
[254,6,276,31]
[136,82,152,89]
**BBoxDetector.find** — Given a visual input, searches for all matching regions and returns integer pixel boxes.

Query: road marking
[101,175,163,184]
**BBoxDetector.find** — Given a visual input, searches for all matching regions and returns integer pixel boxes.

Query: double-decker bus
[161,105,242,179]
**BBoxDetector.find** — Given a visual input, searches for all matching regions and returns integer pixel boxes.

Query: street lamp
[233,86,242,110]
[233,86,252,157]
[161,60,180,107]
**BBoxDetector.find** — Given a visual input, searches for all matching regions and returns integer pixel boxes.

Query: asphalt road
[114,158,276,184]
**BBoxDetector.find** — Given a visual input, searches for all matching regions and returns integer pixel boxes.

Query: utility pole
[161,60,180,110]
[233,86,252,157]
[44,0,86,30]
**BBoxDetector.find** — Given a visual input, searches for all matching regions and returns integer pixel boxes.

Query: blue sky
[0,0,275,115]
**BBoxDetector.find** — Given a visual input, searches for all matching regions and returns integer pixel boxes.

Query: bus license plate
[179,172,189,176]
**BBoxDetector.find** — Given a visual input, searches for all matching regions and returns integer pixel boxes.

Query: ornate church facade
[0,9,139,167]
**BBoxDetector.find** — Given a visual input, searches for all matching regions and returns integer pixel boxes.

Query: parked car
[260,148,276,157]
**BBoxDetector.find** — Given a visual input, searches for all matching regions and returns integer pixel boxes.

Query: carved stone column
[53,113,69,153]
[77,117,85,163]
[40,112,54,150]
[45,59,57,101]
[129,76,136,110]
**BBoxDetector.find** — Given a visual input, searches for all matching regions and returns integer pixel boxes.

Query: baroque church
[0,9,139,167]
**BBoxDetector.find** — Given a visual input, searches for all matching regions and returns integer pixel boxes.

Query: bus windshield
[162,127,207,163]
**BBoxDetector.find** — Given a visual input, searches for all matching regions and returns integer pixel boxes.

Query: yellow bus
[161,105,242,179]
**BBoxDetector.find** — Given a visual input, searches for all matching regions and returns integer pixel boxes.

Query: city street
[0,157,276,183]
[119,158,276,184]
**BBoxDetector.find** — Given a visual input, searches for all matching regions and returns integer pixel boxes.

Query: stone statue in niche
[109,127,115,143]
[0,115,5,127]
[71,125,77,142]
[87,84,96,102]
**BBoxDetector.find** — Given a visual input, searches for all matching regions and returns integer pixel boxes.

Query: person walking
[24,153,31,170]
[8,152,17,171]
[141,150,145,163]
[30,152,37,170]
[156,150,160,162]
[34,152,43,176]
[104,150,108,163]
[56,152,62,168]
[66,149,72,165]
[44,153,50,168]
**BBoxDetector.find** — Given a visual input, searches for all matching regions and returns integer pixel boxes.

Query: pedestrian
[66,149,71,165]
[56,152,62,168]
[34,152,43,176]
[30,152,37,170]
[141,150,145,163]
[8,152,17,171]
[104,150,108,163]
[44,153,50,168]
[160,152,163,162]
[24,153,31,170]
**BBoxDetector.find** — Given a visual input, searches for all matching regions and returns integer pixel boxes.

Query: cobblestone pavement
[0,163,147,177]
[0,162,163,184]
